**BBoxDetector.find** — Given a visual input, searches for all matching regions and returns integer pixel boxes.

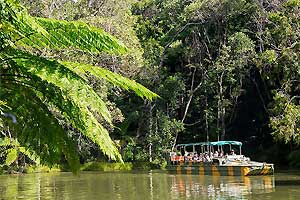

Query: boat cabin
[169,141,243,164]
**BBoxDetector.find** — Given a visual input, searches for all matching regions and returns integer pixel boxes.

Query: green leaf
[2,48,112,124]
[5,148,18,166]
[19,147,40,165]
[62,61,159,100]
[2,0,126,55]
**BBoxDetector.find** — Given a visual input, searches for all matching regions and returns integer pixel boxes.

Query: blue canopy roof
[210,141,242,146]
[176,141,242,147]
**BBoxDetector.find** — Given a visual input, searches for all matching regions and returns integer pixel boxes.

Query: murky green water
[0,171,300,199]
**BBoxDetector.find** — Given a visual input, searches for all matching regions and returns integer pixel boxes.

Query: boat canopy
[210,141,242,146]
[176,142,210,147]
[176,141,242,147]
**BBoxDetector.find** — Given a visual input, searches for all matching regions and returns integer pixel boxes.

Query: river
[0,171,300,199]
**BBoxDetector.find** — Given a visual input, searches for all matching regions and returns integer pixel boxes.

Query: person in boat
[170,151,176,164]
[188,153,193,161]
[230,149,236,156]
[193,153,199,162]
[184,151,189,162]
[213,151,219,158]
[204,152,211,162]
[219,150,224,157]
[198,153,203,162]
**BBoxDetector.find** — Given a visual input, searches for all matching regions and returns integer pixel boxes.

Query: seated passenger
[213,151,219,157]
[199,153,204,162]
[219,151,224,157]
[204,153,211,162]
[230,149,236,156]
[193,153,199,162]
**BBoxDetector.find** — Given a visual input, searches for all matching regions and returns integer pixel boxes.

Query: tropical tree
[0,0,157,172]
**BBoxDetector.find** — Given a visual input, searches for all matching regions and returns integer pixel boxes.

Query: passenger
[184,152,189,162]
[193,153,199,162]
[203,153,207,162]
[213,151,219,158]
[219,151,224,157]
[204,152,211,162]
[230,149,236,156]
[184,151,189,156]
[206,155,211,162]
[199,153,204,162]
[170,152,176,165]
[188,154,193,161]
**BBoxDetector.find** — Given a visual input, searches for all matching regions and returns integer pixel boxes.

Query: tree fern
[0,0,157,172]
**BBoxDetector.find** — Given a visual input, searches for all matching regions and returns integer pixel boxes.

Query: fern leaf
[62,62,159,100]
[1,84,80,170]
[2,48,112,124]
[2,0,126,55]
[5,148,18,166]
[1,60,122,162]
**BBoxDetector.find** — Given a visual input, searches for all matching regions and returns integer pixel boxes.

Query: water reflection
[169,174,274,199]
[0,171,294,200]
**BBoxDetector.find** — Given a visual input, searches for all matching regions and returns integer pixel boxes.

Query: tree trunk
[219,71,226,140]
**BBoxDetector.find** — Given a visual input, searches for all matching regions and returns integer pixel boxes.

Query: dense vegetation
[128,0,300,167]
[0,0,156,172]
[1,0,300,171]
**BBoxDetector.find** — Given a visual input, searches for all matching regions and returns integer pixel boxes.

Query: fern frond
[2,48,112,124]
[63,62,159,100]
[1,84,80,170]
[1,0,156,170]
[1,57,122,162]
[2,0,126,54]
[34,17,127,54]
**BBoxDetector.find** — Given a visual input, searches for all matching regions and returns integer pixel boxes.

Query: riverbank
[0,161,164,175]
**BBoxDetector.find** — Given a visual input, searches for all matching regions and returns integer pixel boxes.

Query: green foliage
[0,0,157,172]
[0,137,40,167]
[25,165,61,173]
[132,0,300,151]
[122,138,136,161]
[20,17,127,54]
[63,61,158,100]
[80,161,133,171]
[0,100,9,131]
[5,148,17,166]
[270,93,300,143]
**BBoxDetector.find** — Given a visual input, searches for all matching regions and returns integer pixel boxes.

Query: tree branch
[159,21,205,67]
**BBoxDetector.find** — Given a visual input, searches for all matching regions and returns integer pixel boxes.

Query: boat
[167,141,274,176]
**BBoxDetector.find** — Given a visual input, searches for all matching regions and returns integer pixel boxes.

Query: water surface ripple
[1,171,300,199]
